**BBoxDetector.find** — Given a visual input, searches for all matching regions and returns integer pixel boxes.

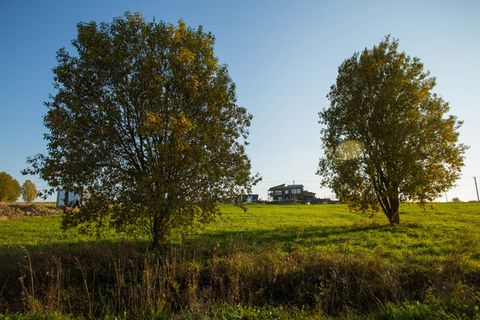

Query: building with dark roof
[268,184,316,204]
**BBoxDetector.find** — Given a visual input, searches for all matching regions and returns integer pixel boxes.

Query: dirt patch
[0,203,61,219]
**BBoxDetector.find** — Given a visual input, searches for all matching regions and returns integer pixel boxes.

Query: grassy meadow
[0,203,479,319]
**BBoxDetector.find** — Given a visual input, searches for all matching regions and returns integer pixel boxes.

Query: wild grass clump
[1,242,478,319]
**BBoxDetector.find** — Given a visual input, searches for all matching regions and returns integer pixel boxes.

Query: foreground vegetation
[0,203,479,319]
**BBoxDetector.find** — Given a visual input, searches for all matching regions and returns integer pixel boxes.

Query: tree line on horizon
[0,172,37,203]
[20,13,466,246]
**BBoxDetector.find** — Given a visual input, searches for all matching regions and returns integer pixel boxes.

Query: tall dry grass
[1,242,479,319]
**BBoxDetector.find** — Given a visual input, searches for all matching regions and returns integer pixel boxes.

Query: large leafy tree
[25,13,257,246]
[22,180,37,203]
[0,172,22,202]
[318,37,466,225]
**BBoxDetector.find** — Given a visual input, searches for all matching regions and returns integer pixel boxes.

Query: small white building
[56,189,82,207]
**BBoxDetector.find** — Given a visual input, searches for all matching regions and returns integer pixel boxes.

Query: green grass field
[201,203,480,267]
[1,203,479,267]
[0,203,479,319]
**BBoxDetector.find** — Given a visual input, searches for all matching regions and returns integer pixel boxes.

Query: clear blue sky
[1,0,479,201]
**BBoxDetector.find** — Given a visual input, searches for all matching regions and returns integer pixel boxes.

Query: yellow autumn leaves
[143,111,194,151]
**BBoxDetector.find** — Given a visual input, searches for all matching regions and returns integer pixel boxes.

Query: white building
[56,189,82,207]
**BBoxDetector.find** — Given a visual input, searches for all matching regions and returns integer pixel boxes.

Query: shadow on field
[190,222,408,249]
[0,222,413,259]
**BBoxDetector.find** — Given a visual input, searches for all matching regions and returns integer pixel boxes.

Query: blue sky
[1,0,479,201]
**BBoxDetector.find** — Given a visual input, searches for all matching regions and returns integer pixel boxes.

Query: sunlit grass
[1,202,478,268]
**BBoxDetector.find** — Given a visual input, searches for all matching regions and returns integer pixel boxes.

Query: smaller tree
[451,197,461,203]
[318,36,466,225]
[22,180,37,203]
[0,172,22,202]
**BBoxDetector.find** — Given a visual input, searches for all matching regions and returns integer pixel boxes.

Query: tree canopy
[25,13,257,246]
[22,180,37,203]
[0,172,22,202]
[318,36,466,225]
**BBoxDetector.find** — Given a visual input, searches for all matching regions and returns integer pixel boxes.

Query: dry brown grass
[1,242,478,319]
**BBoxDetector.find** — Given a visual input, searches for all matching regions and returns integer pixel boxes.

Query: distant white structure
[56,189,82,207]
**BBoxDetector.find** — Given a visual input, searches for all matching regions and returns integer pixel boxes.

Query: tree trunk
[388,209,400,225]
[376,191,400,226]
[152,211,167,248]
[386,196,400,226]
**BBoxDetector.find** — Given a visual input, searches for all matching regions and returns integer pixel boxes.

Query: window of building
[291,188,302,194]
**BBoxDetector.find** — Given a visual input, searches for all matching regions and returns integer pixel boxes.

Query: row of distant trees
[0,172,37,202]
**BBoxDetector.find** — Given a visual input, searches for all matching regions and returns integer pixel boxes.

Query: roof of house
[268,184,286,191]
[286,184,304,188]
[268,184,305,191]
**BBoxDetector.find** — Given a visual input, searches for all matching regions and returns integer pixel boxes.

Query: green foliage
[376,300,477,320]
[0,172,22,202]
[173,304,330,319]
[24,13,257,246]
[21,180,37,203]
[318,36,467,225]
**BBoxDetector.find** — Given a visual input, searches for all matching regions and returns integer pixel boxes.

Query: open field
[0,203,479,319]
[1,203,479,268]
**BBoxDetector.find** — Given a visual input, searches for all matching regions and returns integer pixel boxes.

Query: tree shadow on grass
[0,222,387,262]
[0,221,419,261]
[187,222,417,251]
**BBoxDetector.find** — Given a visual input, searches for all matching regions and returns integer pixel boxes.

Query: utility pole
[293,180,296,203]
[475,177,479,202]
